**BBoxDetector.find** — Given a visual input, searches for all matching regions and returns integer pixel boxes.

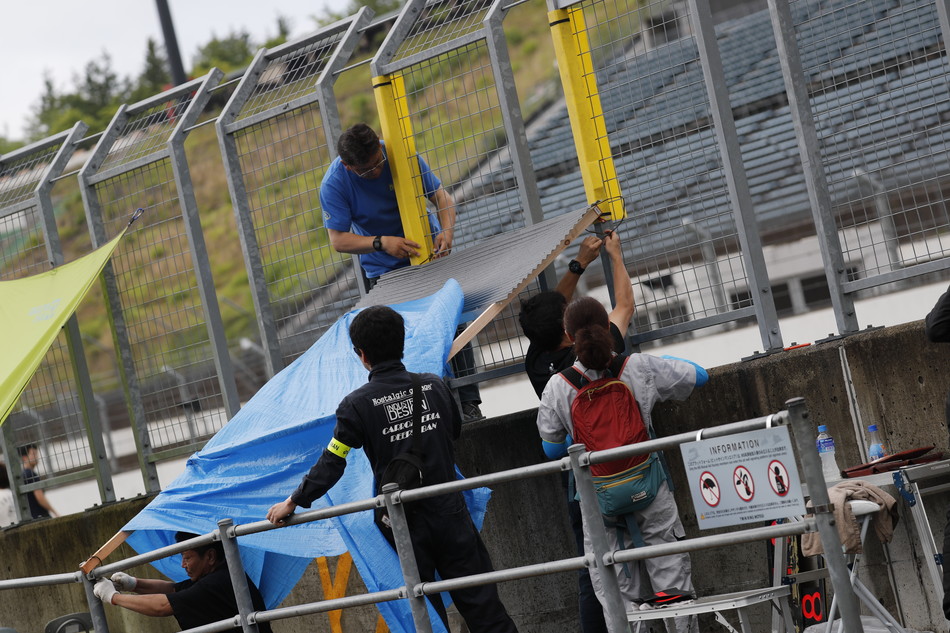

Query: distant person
[537,296,708,633]
[266,305,518,632]
[0,466,16,526]
[321,123,482,422]
[18,444,57,519]
[93,531,272,632]
[518,230,632,633]
[924,285,950,620]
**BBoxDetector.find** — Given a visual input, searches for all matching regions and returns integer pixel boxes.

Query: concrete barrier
[1,320,948,632]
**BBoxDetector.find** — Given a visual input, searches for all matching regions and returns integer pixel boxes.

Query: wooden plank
[80,530,130,574]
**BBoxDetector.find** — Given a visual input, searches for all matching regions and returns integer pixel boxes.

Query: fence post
[785,397,864,633]
[766,0,859,337]
[217,518,261,633]
[381,482,434,633]
[79,103,160,493]
[568,444,630,631]
[547,4,624,222]
[83,573,111,633]
[686,0,784,353]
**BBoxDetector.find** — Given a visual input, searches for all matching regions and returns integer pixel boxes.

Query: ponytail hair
[564,296,613,370]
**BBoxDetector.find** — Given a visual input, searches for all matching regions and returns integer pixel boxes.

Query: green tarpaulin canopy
[0,230,125,426]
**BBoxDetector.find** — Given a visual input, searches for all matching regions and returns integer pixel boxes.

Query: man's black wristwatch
[372,235,383,252]
[568,259,586,275]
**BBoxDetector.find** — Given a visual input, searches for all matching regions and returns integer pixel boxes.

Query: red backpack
[560,355,648,476]
[560,354,664,516]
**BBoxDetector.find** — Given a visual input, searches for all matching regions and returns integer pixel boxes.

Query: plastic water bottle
[867,424,887,461]
[816,425,841,482]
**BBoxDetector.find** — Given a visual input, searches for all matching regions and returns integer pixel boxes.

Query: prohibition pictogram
[733,465,755,502]
[699,471,720,507]
[768,459,790,496]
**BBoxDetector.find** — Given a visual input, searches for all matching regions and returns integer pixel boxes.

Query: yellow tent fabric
[0,230,125,426]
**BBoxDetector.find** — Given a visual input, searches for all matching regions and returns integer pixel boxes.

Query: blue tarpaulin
[123,280,489,632]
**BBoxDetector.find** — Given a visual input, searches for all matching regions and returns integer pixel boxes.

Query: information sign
[682,426,806,529]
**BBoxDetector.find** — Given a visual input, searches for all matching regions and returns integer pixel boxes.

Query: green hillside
[44,0,564,381]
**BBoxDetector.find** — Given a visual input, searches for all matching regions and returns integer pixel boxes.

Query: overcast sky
[1,0,351,141]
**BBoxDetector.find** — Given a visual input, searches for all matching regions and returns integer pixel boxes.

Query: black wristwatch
[568,259,586,275]
[372,235,383,252]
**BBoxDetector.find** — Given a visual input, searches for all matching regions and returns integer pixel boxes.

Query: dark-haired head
[519,291,568,351]
[175,531,225,559]
[564,296,613,370]
[337,124,380,167]
[350,305,405,366]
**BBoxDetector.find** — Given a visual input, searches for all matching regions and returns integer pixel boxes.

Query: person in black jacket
[266,305,518,633]
[924,286,950,620]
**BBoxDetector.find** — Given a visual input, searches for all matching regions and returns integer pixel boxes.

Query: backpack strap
[561,354,628,389]
[559,366,587,391]
[607,353,628,378]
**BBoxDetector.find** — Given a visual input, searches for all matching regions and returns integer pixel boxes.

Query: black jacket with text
[291,360,464,514]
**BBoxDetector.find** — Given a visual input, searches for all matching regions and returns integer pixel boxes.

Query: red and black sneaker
[642,588,694,608]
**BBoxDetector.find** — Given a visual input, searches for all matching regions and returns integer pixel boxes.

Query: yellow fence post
[373,73,434,265]
[549,6,625,221]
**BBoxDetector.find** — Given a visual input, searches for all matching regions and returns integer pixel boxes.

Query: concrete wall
[1,320,949,633]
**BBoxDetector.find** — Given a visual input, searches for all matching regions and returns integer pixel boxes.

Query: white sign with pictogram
[733,466,755,501]
[681,426,806,529]
[768,459,791,497]
[699,471,721,507]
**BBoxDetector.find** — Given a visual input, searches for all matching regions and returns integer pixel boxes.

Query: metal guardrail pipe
[258,588,405,622]
[0,404,866,633]
[419,555,590,595]
[610,520,813,565]
[0,571,81,589]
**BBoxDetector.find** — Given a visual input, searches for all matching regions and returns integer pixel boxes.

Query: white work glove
[93,578,117,605]
[111,572,137,592]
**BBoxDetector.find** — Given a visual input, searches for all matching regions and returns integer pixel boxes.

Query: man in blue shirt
[321,123,457,280]
[322,124,481,420]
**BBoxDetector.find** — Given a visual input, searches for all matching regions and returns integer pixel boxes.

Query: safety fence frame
[0,398,863,633]
[217,11,375,376]
[0,122,116,518]
[765,0,950,338]
[79,71,238,492]
[370,0,552,385]
[547,0,785,352]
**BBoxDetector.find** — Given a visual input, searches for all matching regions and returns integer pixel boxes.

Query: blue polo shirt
[320,142,442,279]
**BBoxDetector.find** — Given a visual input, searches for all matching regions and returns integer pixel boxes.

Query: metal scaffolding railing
[3,0,950,522]
[0,399,865,633]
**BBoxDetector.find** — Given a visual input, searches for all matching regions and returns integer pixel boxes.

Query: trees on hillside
[23,18,291,142]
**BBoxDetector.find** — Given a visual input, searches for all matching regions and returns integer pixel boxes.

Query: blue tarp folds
[123,280,490,632]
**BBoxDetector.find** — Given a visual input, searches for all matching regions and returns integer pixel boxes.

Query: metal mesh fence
[220,20,368,367]
[83,77,234,460]
[394,0,496,62]
[233,32,347,125]
[789,0,950,286]
[231,108,357,362]
[0,131,100,494]
[92,163,228,451]
[563,0,762,345]
[377,0,544,378]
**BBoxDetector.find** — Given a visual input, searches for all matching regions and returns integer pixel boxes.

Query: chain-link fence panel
[784,0,950,298]
[0,123,114,520]
[373,0,546,381]
[80,73,238,487]
[546,0,783,350]
[218,13,372,373]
